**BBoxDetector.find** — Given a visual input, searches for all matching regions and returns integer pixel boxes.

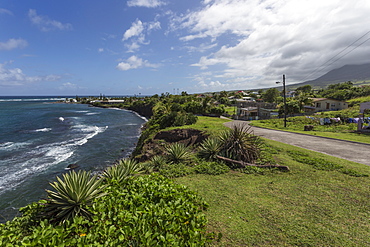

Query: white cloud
[0,8,13,15]
[122,19,144,41]
[116,56,160,71]
[0,62,61,86]
[98,48,104,53]
[148,21,161,32]
[122,19,161,52]
[28,9,73,32]
[176,0,370,89]
[59,82,78,90]
[127,0,166,8]
[0,39,28,51]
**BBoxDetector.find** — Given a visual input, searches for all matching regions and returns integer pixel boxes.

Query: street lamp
[276,74,287,128]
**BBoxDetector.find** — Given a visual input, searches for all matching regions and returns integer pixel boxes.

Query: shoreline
[0,101,146,224]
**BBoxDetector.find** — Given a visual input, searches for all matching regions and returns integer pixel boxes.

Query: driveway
[224,120,370,166]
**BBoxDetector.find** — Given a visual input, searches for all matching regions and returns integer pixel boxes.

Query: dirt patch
[137,128,208,162]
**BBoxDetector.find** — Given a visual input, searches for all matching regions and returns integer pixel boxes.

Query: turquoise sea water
[0,97,146,222]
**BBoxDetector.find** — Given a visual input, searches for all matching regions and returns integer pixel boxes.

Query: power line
[300,30,370,83]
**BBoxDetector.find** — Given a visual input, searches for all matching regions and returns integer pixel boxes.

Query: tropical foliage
[103,158,143,184]
[43,170,107,224]
[165,142,192,164]
[0,175,212,246]
[218,124,263,163]
[198,137,222,161]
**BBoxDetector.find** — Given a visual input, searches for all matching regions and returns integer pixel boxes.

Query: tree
[296,85,312,95]
[262,88,280,103]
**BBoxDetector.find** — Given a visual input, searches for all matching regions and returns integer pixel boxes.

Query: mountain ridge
[288,63,370,90]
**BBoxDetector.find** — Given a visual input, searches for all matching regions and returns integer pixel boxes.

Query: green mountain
[288,63,370,90]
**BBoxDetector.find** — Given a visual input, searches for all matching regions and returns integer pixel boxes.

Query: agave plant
[44,170,107,223]
[198,137,222,161]
[219,124,263,163]
[165,142,191,164]
[148,155,168,170]
[103,158,143,184]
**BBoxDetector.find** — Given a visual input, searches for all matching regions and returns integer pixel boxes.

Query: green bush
[103,158,143,184]
[239,166,279,175]
[194,161,230,175]
[43,170,107,224]
[165,143,192,164]
[198,137,222,161]
[0,175,212,246]
[159,163,195,178]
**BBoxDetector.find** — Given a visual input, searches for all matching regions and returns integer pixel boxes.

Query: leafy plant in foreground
[218,124,263,163]
[194,161,230,175]
[44,170,107,224]
[103,158,143,184]
[148,155,168,170]
[198,137,222,161]
[165,142,191,164]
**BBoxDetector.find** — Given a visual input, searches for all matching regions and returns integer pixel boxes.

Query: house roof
[311,98,347,102]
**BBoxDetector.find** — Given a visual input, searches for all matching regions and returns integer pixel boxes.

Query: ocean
[0,96,146,222]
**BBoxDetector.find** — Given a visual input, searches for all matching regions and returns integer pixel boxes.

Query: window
[316,102,321,108]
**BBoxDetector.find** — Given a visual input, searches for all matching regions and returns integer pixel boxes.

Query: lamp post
[276,74,287,128]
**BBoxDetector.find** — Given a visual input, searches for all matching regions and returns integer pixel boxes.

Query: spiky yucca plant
[45,170,106,224]
[165,142,191,164]
[103,158,142,184]
[198,137,222,161]
[148,155,168,170]
[219,124,262,163]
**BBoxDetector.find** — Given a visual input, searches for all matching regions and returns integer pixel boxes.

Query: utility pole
[276,74,287,127]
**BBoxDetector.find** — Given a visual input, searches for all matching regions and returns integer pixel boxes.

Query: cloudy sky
[1,0,370,96]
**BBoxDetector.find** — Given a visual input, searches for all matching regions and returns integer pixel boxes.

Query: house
[237,101,277,120]
[305,98,348,113]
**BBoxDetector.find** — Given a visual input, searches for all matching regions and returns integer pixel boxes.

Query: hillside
[289,63,370,90]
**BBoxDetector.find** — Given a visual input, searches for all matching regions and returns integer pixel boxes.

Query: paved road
[224,120,370,166]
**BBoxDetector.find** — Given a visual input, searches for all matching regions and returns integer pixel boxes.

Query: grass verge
[250,117,370,144]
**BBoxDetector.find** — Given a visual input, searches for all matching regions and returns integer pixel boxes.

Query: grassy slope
[176,139,370,246]
[174,117,370,246]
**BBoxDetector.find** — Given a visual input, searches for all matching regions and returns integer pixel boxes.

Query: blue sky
[1,0,370,96]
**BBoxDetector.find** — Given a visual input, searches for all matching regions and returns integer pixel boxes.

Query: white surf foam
[0,141,31,151]
[34,128,52,132]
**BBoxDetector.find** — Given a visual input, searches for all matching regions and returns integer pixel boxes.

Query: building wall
[314,99,348,111]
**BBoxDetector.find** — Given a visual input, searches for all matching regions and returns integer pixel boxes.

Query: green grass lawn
[250,117,370,144]
[166,116,231,136]
[176,139,370,246]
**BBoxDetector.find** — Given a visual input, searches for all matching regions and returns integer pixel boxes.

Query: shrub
[159,163,195,178]
[165,143,192,164]
[239,166,279,175]
[103,158,142,184]
[43,170,107,224]
[0,175,212,246]
[218,124,263,163]
[198,137,222,161]
[148,155,168,170]
[194,161,230,175]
